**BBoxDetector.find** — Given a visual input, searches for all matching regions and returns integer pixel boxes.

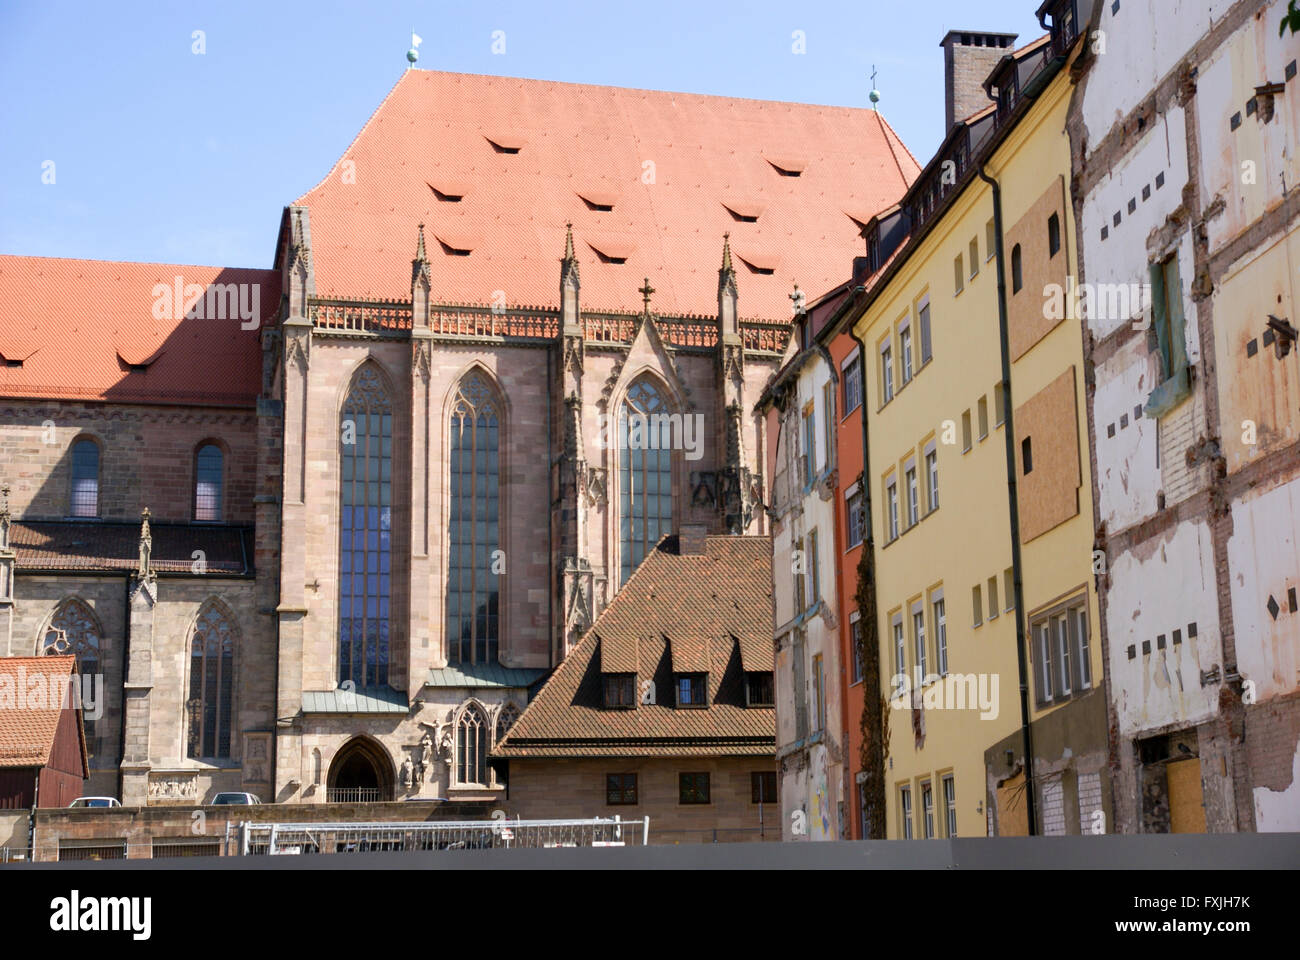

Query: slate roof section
[301,686,409,715]
[0,256,279,407]
[11,521,253,575]
[0,656,89,774]
[494,535,775,758]
[425,663,550,689]
[291,70,919,318]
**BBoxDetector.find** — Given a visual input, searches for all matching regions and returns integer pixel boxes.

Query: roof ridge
[0,253,274,274]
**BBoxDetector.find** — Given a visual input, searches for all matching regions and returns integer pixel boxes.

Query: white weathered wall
[1106,519,1222,737]
[1227,476,1300,702]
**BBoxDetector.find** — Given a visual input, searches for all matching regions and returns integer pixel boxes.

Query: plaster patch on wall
[1253,737,1300,832]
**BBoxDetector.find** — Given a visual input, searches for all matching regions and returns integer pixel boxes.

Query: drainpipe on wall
[976,163,1037,836]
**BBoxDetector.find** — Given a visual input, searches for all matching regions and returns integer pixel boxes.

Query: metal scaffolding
[239,816,649,855]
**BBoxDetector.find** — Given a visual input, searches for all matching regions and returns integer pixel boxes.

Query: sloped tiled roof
[11,521,253,574]
[494,535,775,758]
[0,656,88,773]
[0,256,279,407]
[292,70,920,317]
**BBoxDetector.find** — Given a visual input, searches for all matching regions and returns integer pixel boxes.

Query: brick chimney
[940,31,1018,134]
[678,523,709,556]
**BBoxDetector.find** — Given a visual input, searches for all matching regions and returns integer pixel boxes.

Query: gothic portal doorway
[327,736,394,802]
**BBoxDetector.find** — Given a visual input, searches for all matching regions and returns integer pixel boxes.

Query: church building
[0,69,916,810]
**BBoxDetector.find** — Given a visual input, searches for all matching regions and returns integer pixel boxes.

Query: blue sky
[0,0,1046,268]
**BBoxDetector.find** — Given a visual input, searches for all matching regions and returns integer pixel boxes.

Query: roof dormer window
[676,673,707,708]
[604,674,636,709]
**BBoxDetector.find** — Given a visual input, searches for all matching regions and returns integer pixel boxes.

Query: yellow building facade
[835,11,1108,838]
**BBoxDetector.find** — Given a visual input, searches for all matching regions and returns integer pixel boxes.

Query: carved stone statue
[400,756,413,789]
[420,733,434,773]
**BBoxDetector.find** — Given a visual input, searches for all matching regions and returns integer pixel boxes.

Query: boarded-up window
[1014,368,1081,541]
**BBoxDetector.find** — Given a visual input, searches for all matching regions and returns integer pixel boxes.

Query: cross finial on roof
[639,277,655,313]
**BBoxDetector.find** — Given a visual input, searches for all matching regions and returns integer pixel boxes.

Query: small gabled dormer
[669,637,711,708]
[599,634,640,709]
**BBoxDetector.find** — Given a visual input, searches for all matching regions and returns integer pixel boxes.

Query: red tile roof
[494,535,775,758]
[0,256,279,407]
[11,521,253,574]
[293,70,920,317]
[0,656,88,773]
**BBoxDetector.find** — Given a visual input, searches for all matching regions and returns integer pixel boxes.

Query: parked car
[68,797,121,808]
[211,792,262,805]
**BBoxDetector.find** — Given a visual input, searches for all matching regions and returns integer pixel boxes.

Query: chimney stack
[940,31,1018,134]
[678,523,709,556]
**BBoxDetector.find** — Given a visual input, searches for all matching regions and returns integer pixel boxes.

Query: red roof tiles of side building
[0,656,88,774]
[493,535,775,758]
[292,70,920,318]
[0,256,279,407]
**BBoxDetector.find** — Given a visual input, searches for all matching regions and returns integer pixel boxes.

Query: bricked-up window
[194,443,223,521]
[339,365,393,687]
[456,703,488,785]
[604,674,636,708]
[619,378,673,585]
[679,772,711,804]
[70,438,99,517]
[42,598,101,757]
[607,773,638,805]
[677,673,707,707]
[186,602,235,759]
[751,770,777,803]
[448,372,501,665]
[746,671,775,706]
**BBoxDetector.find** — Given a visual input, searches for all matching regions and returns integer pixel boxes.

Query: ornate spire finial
[0,484,9,518]
[414,222,427,262]
[639,277,655,314]
[721,232,733,274]
[137,507,154,582]
[564,222,575,261]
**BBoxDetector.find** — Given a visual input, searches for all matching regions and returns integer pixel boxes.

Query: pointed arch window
[619,378,674,584]
[194,443,223,521]
[187,603,235,759]
[339,365,393,688]
[447,372,500,665]
[456,704,488,785]
[495,702,520,743]
[42,599,101,756]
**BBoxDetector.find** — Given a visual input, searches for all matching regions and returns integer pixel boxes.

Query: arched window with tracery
[619,378,674,584]
[42,599,101,755]
[456,704,488,785]
[495,702,520,743]
[446,372,500,665]
[339,364,393,688]
[187,603,235,759]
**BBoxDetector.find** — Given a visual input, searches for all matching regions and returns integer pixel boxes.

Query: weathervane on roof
[407,30,423,68]
[869,65,881,109]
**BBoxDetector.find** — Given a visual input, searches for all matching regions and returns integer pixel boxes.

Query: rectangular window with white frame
[885,473,899,542]
[924,441,939,513]
[821,381,834,472]
[1031,596,1091,707]
[845,486,865,549]
[892,611,905,681]
[911,599,927,682]
[898,317,913,386]
[842,351,862,415]
[900,785,914,840]
[943,774,957,837]
[904,458,918,528]
[850,613,863,684]
[918,299,932,366]
[932,589,947,675]
[921,780,935,839]
[880,338,894,405]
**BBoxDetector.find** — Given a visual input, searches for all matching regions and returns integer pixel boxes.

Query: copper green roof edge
[301,687,410,714]
[424,663,550,689]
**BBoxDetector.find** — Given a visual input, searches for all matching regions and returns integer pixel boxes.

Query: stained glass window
[447,373,500,665]
[619,379,673,584]
[187,603,234,758]
[42,599,101,756]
